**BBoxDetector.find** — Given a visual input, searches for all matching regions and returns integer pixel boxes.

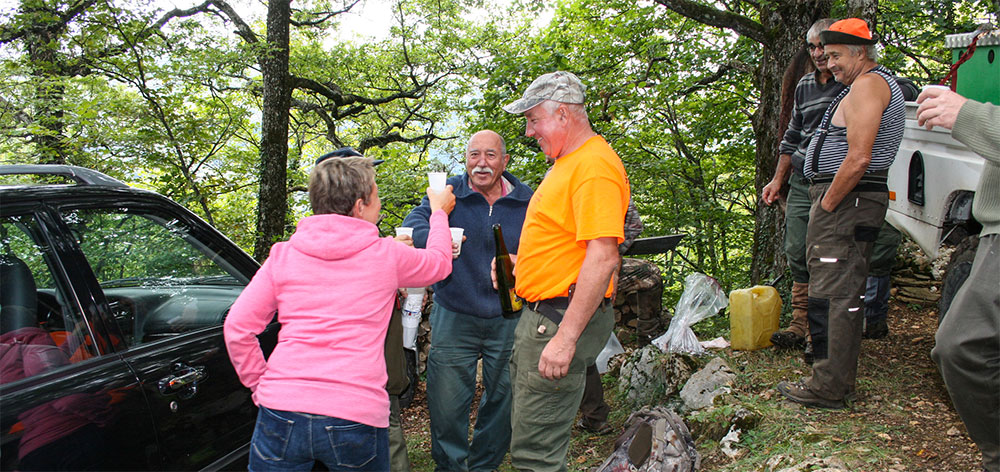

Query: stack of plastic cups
[401,287,423,351]
[394,225,423,351]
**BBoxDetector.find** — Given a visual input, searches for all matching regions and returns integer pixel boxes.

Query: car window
[61,208,248,346]
[1,215,98,385]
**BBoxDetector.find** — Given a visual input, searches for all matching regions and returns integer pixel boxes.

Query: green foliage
[465,0,759,306]
[2,0,995,274]
[841,0,993,82]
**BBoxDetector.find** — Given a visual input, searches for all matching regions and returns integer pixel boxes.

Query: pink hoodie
[223,210,452,428]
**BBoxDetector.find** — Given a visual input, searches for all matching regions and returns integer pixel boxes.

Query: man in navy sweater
[403,130,533,471]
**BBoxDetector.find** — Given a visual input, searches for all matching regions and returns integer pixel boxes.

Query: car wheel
[938,235,979,324]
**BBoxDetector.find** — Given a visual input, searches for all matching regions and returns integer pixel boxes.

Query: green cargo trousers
[509,302,614,472]
[389,395,411,472]
[932,233,1000,472]
[784,175,814,284]
[804,183,889,401]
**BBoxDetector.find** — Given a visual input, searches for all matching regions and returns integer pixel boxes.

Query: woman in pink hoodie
[224,155,455,471]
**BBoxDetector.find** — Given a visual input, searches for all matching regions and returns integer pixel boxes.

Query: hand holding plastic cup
[918,84,951,102]
[450,227,464,257]
[395,227,414,246]
[427,184,456,214]
[428,172,447,192]
[916,85,962,131]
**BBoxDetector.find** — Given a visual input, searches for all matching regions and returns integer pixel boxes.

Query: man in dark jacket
[402,130,532,471]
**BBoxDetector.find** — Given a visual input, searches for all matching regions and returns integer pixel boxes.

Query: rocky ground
[398,296,984,471]
[697,300,983,471]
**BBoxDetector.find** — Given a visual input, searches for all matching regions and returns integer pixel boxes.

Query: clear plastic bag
[653,273,728,355]
[595,331,624,374]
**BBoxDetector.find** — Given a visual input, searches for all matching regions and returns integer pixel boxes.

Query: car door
[56,199,278,470]
[1,205,160,471]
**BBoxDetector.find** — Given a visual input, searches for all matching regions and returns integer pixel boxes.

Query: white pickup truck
[885,27,996,318]
[886,102,984,316]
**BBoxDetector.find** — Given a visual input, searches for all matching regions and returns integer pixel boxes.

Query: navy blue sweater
[402,172,533,318]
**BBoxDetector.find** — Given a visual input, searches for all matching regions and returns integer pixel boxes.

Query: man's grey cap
[502,71,586,114]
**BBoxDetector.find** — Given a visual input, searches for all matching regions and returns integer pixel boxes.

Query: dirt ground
[398,300,985,471]
[832,302,983,471]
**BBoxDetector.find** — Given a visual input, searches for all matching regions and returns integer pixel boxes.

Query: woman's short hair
[308,157,376,216]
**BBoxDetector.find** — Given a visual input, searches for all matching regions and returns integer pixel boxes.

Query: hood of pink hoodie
[289,214,379,261]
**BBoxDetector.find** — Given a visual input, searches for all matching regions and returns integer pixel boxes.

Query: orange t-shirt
[515,136,629,301]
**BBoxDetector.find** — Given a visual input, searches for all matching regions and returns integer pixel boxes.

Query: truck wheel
[938,235,979,324]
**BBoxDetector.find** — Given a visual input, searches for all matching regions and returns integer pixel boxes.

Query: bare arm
[822,74,889,212]
[537,237,620,380]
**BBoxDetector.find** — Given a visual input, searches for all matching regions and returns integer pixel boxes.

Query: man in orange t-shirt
[501,71,629,471]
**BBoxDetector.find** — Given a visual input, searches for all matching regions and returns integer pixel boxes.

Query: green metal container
[947,30,1000,105]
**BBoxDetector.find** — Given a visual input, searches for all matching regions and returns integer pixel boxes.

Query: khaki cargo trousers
[509,302,614,472]
[804,182,888,401]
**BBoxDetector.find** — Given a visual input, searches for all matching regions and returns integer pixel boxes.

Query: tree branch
[208,0,259,44]
[678,62,736,95]
[357,132,454,152]
[652,0,769,45]
[289,0,360,27]
[289,75,425,109]
[0,0,98,45]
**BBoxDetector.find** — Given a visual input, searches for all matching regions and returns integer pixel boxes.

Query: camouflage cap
[502,71,586,114]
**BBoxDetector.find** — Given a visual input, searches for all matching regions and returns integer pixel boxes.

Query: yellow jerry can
[729,285,782,350]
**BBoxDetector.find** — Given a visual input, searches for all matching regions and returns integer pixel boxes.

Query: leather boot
[771,282,810,348]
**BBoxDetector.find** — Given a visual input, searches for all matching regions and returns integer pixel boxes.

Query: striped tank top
[803,65,906,180]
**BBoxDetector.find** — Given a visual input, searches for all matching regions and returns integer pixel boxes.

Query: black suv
[0,165,277,470]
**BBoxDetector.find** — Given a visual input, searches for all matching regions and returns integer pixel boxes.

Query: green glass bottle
[493,224,523,318]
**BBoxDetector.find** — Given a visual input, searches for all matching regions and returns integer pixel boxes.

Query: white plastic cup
[921,84,950,93]
[428,172,447,192]
[450,227,464,256]
[395,227,413,238]
[920,84,951,100]
[403,287,424,312]
[401,308,421,351]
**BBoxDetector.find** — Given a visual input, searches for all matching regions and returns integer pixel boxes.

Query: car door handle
[158,363,207,396]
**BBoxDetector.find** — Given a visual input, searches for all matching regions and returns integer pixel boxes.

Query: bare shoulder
[852,73,890,99]
[845,73,890,111]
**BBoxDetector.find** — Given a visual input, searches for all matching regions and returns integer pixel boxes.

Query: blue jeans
[249,406,388,471]
[426,304,518,471]
[864,274,891,323]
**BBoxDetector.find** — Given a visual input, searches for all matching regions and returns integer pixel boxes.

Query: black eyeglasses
[806,43,823,51]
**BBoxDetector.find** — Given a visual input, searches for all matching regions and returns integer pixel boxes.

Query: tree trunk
[254,0,292,261]
[655,0,833,285]
[25,10,67,164]
[749,1,832,285]
[846,0,878,24]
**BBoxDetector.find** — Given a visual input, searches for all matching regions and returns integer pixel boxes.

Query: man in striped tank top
[777,18,906,410]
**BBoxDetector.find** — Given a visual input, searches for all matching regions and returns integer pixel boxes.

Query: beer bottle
[493,224,523,318]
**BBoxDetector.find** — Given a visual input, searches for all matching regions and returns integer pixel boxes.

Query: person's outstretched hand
[428,185,456,214]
